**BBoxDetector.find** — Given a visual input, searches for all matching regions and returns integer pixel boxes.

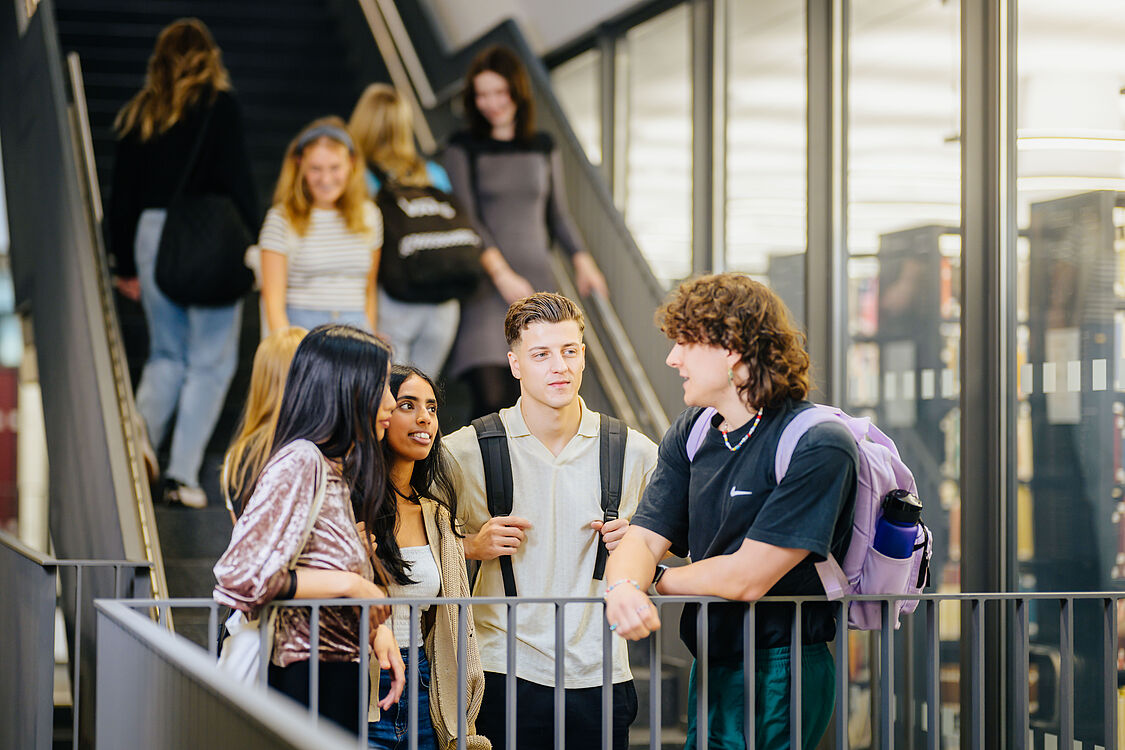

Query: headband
[295,124,355,155]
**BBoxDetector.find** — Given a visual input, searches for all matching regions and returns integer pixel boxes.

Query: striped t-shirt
[258,202,383,311]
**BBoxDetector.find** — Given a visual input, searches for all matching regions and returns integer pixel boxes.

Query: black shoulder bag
[155,104,254,307]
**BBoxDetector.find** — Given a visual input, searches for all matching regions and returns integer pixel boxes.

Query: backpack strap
[772,405,852,600]
[593,414,627,580]
[471,413,517,597]
[685,407,717,462]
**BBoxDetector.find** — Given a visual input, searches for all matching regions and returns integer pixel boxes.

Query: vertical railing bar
[1012,599,1029,750]
[208,603,219,658]
[506,602,517,750]
[697,602,709,750]
[790,601,803,750]
[310,604,321,724]
[1058,597,1073,749]
[969,599,984,749]
[902,614,915,750]
[926,600,940,750]
[358,603,370,749]
[835,600,849,750]
[409,601,419,750]
[258,604,271,686]
[72,565,83,750]
[112,564,121,598]
[650,601,663,750]
[457,602,468,750]
[1105,597,1118,750]
[746,602,757,750]
[555,602,566,750]
[602,601,613,750]
[158,599,168,628]
[880,599,893,750]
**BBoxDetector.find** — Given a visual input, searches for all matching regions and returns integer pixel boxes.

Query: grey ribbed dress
[442,131,587,377]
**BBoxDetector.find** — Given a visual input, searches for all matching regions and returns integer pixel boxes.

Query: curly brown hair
[657,273,810,408]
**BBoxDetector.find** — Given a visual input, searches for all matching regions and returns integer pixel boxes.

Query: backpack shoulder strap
[773,405,846,483]
[593,414,627,580]
[685,407,717,462]
[471,413,517,596]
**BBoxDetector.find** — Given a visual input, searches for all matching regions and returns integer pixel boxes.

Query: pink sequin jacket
[213,439,373,666]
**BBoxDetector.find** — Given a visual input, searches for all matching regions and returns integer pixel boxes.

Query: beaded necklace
[720,409,763,452]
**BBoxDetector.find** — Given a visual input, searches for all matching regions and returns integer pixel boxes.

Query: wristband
[604,578,640,597]
[651,564,669,590]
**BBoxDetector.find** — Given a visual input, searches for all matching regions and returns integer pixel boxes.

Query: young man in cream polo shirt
[443,292,658,750]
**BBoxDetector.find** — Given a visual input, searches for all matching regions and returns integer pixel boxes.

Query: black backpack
[471,412,627,596]
[373,167,484,303]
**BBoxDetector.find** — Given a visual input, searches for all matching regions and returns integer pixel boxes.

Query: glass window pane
[1014,6,1125,738]
[725,0,806,323]
[847,2,961,744]
[551,49,602,165]
[616,5,692,285]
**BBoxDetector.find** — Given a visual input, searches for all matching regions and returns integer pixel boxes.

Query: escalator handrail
[65,52,169,600]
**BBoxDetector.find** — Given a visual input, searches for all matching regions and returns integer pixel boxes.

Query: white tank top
[387,545,441,646]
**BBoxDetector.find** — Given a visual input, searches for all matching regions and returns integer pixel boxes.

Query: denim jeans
[134,209,241,488]
[286,305,371,333]
[376,288,459,377]
[368,647,437,750]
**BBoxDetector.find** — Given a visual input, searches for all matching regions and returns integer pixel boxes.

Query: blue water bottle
[873,489,923,559]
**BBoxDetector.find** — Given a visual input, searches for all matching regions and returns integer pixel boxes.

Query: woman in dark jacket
[107,18,257,508]
[443,45,608,419]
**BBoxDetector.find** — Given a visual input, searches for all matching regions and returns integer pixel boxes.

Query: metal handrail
[64,52,169,603]
[355,0,436,153]
[373,0,436,108]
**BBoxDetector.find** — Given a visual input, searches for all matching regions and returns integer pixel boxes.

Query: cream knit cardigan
[421,498,490,750]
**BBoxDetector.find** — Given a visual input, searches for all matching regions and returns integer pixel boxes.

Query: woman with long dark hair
[108,18,258,508]
[443,45,608,418]
[368,365,488,750]
[214,324,405,735]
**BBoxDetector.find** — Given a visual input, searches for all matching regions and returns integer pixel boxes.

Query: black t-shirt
[632,398,857,661]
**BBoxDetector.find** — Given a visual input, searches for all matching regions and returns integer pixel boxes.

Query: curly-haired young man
[604,273,857,749]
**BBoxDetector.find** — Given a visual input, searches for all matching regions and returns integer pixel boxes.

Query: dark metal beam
[960,0,1015,747]
[806,0,846,405]
[690,0,715,276]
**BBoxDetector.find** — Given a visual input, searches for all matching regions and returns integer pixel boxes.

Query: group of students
[107,18,605,509]
[211,279,857,750]
[107,17,861,750]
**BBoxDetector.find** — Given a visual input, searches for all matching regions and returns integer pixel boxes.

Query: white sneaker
[164,480,208,509]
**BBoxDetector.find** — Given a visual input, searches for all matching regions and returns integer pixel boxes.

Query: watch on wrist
[651,564,669,591]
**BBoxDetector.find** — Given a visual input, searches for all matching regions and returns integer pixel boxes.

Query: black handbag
[155,105,253,307]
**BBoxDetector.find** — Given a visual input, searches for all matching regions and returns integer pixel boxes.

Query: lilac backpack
[686,404,933,630]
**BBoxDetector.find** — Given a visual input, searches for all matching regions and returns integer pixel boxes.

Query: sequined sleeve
[213,440,324,612]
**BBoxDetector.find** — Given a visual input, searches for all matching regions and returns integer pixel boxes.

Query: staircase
[53,0,384,640]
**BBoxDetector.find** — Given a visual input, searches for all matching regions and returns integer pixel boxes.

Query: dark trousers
[269,659,363,736]
[476,672,638,750]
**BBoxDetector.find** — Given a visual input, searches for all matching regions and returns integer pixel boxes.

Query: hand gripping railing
[106,590,1125,750]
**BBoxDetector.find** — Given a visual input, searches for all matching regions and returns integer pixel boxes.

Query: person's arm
[603,526,672,640]
[366,247,380,332]
[106,134,143,288]
[544,146,607,298]
[463,515,534,560]
[260,250,289,334]
[656,538,808,601]
[208,91,259,231]
[294,568,390,630]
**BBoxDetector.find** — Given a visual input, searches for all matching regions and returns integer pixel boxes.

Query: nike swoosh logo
[730,487,753,497]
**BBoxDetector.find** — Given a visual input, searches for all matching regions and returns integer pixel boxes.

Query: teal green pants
[684,643,834,750]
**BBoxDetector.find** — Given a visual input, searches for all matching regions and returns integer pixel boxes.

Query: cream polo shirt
[443,398,658,688]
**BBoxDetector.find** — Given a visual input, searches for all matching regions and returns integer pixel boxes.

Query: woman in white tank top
[369,365,489,749]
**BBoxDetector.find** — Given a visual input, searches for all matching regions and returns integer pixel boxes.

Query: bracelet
[604,579,640,597]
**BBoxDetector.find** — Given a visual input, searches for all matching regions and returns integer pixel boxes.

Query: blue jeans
[368,647,437,750]
[286,305,370,332]
[134,209,241,487]
[376,288,459,377]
